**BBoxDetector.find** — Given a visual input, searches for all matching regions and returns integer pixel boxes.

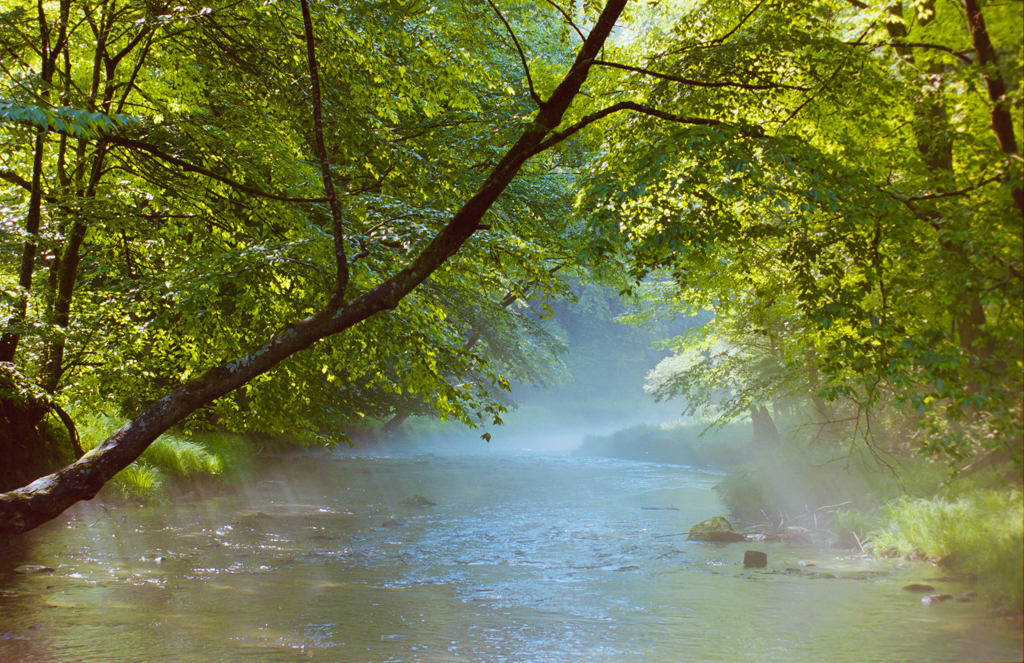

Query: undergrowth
[713,434,1022,613]
[868,491,1023,613]
[77,414,256,502]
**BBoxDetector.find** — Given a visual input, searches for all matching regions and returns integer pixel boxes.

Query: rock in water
[401,495,436,507]
[743,550,768,568]
[686,516,747,542]
[13,565,55,574]
[381,519,406,527]
[921,594,954,605]
[902,584,935,592]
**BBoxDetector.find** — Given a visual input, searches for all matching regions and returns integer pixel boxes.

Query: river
[1,453,1021,662]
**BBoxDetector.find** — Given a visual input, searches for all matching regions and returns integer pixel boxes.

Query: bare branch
[897,175,1002,201]
[848,40,973,64]
[0,169,32,191]
[707,0,765,47]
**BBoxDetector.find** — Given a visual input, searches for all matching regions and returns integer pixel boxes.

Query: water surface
[1,454,1020,662]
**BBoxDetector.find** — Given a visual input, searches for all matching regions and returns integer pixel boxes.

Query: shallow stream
[1,453,1021,662]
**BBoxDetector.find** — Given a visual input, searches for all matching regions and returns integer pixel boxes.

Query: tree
[581,0,1021,468]
[2,0,697,534]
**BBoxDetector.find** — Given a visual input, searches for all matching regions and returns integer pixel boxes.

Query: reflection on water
[1,454,1020,662]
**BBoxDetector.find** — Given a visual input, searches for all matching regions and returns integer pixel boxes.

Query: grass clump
[870,491,1023,613]
[77,414,256,502]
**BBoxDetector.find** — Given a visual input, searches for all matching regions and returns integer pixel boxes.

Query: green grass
[869,491,1023,613]
[77,414,256,502]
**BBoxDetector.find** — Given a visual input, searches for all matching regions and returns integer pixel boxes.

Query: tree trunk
[751,406,780,445]
[0,132,47,362]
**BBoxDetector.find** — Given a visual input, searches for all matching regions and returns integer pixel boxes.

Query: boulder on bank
[743,550,768,568]
[686,516,747,542]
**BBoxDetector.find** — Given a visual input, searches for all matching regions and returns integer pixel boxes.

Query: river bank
[572,423,1024,616]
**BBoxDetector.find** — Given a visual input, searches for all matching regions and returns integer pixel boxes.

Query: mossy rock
[686,516,747,542]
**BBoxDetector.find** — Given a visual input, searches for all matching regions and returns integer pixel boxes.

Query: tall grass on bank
[870,491,1023,613]
[77,414,256,501]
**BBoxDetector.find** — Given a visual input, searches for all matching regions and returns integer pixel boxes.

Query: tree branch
[486,0,544,107]
[300,0,349,301]
[593,59,809,91]
[535,100,750,153]
[109,137,327,203]
[539,0,585,42]
[895,175,1002,202]
[0,169,32,191]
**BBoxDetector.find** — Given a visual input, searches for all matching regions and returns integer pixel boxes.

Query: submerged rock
[922,594,954,605]
[902,584,935,593]
[381,519,406,527]
[686,516,746,543]
[13,565,55,575]
[743,550,768,568]
[401,495,436,507]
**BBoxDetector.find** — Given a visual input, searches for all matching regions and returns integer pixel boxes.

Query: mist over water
[2,453,1020,663]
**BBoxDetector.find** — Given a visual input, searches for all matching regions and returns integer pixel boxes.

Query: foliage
[583,0,1023,471]
[0,0,589,446]
[716,440,947,523]
[78,413,255,501]
[870,491,1023,612]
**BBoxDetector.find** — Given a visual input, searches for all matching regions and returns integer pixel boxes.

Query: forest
[0,0,1021,657]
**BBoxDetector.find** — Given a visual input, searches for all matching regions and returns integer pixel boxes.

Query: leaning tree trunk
[0,0,632,535]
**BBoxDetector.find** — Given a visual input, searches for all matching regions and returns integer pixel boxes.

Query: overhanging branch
[486,0,544,107]
[110,137,328,203]
[535,100,756,152]
[593,59,809,92]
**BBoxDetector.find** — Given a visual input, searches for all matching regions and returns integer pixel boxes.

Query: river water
[1,453,1021,662]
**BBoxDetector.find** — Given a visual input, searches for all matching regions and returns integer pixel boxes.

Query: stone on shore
[686,516,746,542]
[902,584,935,592]
[743,550,768,568]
